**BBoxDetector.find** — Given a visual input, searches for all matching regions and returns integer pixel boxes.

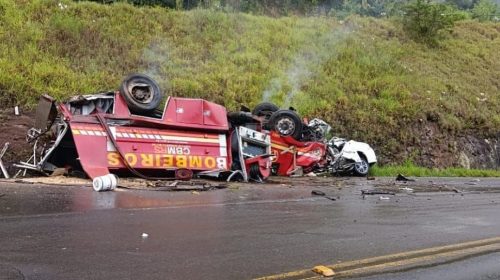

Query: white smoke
[262,23,355,108]
[140,39,172,91]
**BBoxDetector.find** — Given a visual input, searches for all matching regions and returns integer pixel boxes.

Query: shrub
[471,0,499,21]
[402,0,468,46]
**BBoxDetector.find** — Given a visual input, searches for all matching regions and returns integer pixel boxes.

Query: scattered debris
[399,187,414,193]
[379,196,391,201]
[311,190,326,196]
[311,190,337,201]
[191,191,200,195]
[141,233,149,238]
[367,176,376,180]
[148,180,226,192]
[58,2,68,9]
[305,172,317,177]
[396,174,415,182]
[50,168,67,177]
[14,106,20,116]
[361,190,395,195]
[451,188,462,193]
[312,265,335,277]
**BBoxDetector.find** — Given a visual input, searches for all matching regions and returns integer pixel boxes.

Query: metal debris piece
[379,196,391,200]
[361,190,395,195]
[396,174,415,182]
[0,142,10,179]
[311,190,326,196]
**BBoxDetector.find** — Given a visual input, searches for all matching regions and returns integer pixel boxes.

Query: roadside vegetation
[371,162,500,177]
[0,0,499,169]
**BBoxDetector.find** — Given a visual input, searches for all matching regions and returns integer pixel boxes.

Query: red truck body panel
[60,92,232,179]
[270,131,326,176]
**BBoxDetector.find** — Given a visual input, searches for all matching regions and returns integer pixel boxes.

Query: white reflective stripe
[155,135,162,140]
[122,133,129,138]
[81,130,88,135]
[149,135,156,139]
[219,134,227,157]
[88,130,96,136]
[116,133,123,137]
[142,134,149,139]
[161,135,168,140]
[107,139,116,151]
[109,126,116,139]
[129,133,135,138]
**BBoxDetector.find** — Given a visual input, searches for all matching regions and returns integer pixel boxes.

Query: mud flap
[70,123,110,179]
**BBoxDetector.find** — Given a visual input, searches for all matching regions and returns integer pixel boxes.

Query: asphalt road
[0,177,500,280]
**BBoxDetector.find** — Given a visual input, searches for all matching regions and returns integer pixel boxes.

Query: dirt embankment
[396,122,500,169]
[0,109,34,174]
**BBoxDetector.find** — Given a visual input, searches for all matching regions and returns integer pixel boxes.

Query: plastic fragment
[312,265,335,277]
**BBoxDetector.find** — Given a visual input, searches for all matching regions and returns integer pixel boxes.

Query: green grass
[371,162,500,177]
[0,0,499,169]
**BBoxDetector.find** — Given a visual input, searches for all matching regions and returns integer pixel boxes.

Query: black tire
[269,110,303,140]
[120,74,163,114]
[252,102,279,118]
[353,155,369,176]
[252,102,279,130]
[227,111,254,125]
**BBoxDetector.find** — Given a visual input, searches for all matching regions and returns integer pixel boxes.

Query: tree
[402,0,467,46]
[445,0,478,10]
[471,0,499,21]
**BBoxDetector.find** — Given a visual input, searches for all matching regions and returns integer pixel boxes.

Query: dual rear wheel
[253,103,303,140]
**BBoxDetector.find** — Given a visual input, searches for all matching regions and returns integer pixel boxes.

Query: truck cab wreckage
[16,74,272,182]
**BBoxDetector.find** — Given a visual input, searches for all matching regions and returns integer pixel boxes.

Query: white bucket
[93,174,118,192]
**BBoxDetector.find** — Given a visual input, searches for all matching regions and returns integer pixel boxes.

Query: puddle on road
[0,182,323,216]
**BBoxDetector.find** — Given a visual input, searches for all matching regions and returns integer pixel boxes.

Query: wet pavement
[355,252,500,280]
[1,177,500,279]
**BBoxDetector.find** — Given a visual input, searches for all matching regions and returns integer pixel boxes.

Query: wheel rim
[276,117,295,136]
[355,160,368,174]
[128,82,154,104]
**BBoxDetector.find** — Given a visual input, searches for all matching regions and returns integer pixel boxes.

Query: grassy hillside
[0,0,499,166]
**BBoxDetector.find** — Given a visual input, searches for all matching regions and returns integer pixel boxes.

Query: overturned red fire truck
[16,74,272,182]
